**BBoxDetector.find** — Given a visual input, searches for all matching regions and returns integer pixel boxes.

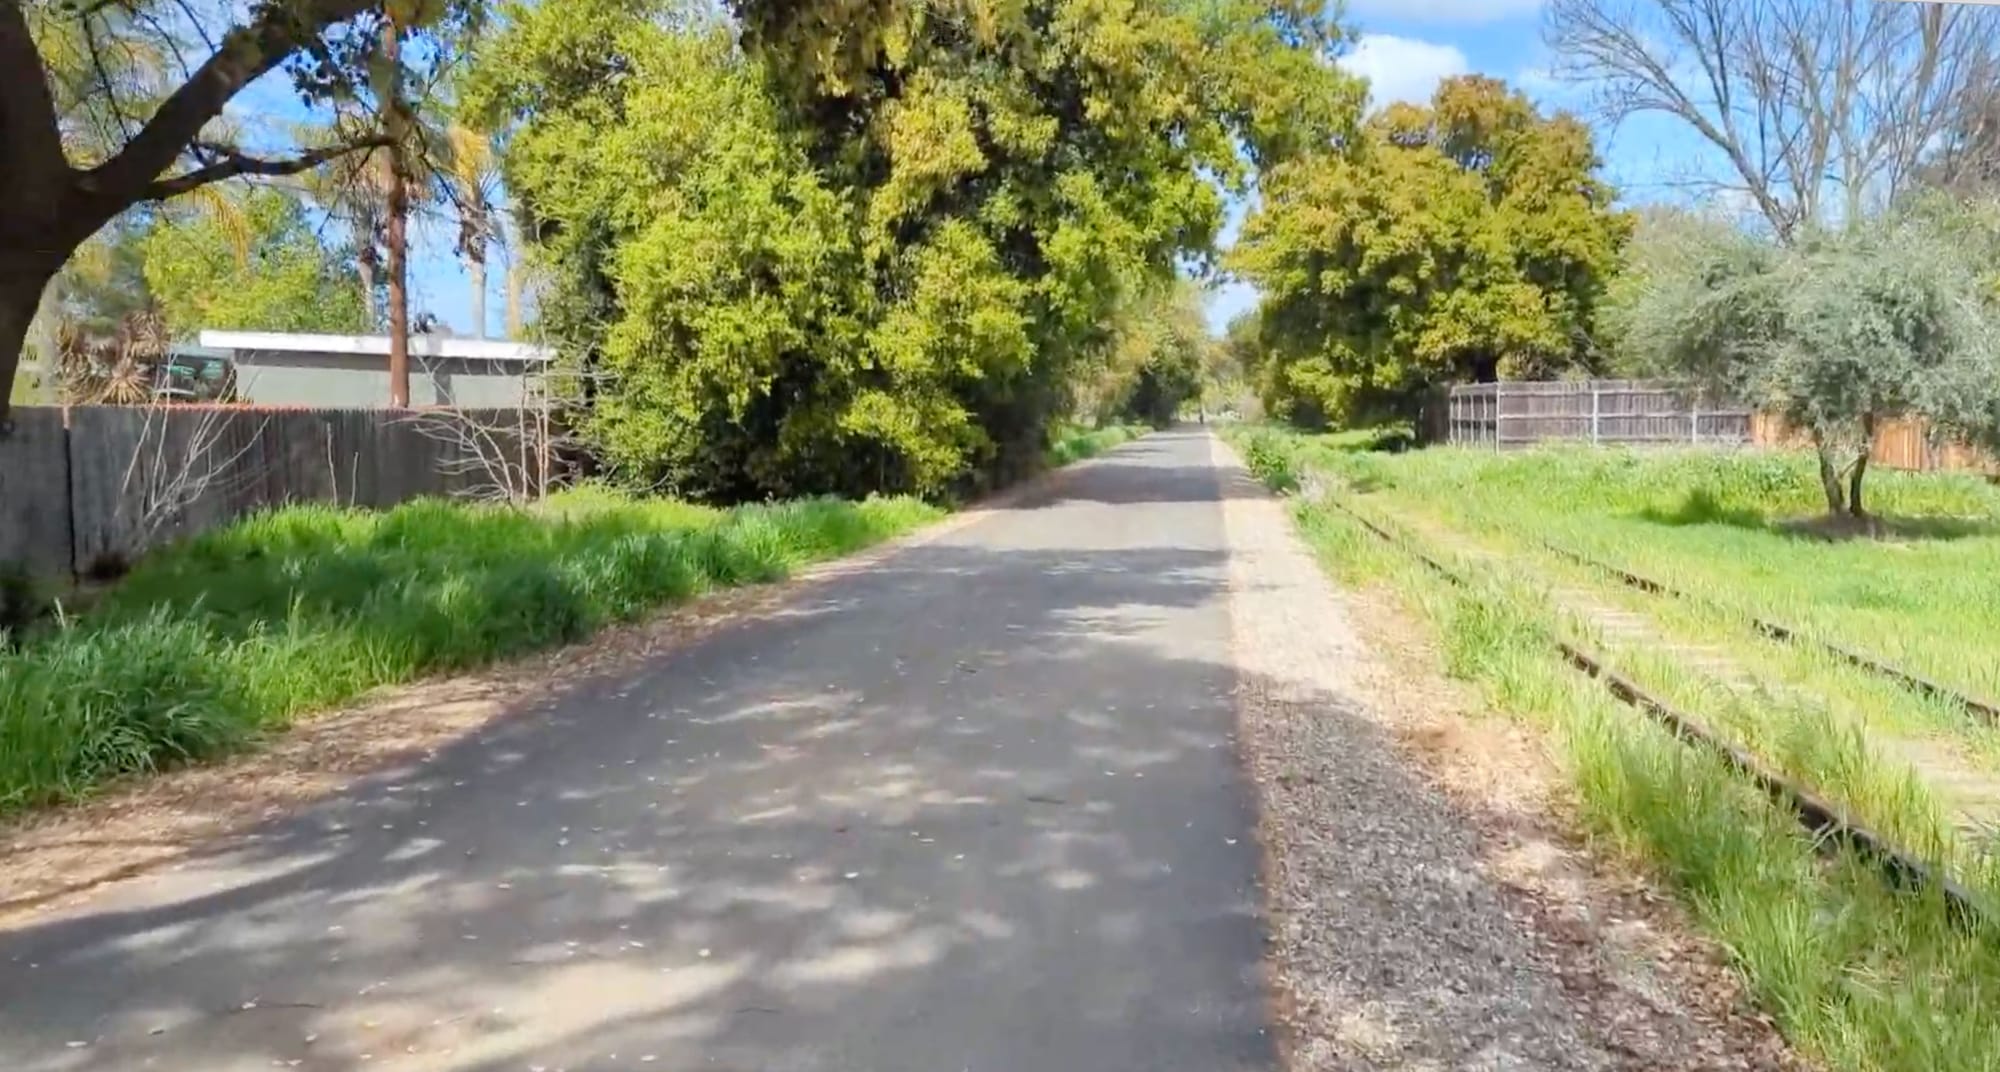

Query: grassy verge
[1045,422,1148,468]
[1227,423,2000,1070]
[1236,422,2000,854]
[0,487,941,812]
[1257,430,2000,701]
[1343,486,1997,873]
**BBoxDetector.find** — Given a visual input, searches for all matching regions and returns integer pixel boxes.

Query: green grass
[0,487,941,811]
[1234,422,2000,858]
[1240,425,2000,836]
[1244,427,2000,702]
[1045,422,1148,467]
[1230,422,2000,1070]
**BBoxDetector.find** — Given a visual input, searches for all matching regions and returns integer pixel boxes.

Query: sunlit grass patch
[0,490,941,811]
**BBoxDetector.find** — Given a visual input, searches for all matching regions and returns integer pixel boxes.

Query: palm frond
[179,185,257,266]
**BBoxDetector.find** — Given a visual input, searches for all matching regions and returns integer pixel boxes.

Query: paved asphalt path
[0,429,1273,1072]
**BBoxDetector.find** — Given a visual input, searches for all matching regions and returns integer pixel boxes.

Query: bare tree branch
[399,358,581,504]
[1545,0,2000,239]
[79,0,375,203]
[139,135,395,200]
[81,13,135,146]
[119,405,271,554]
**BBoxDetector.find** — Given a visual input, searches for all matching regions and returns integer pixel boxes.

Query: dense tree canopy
[1231,76,1630,428]
[471,0,1360,500]
[1085,283,1212,428]
[142,187,367,338]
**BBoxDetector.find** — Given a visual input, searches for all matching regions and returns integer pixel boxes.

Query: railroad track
[1540,542,2000,725]
[1312,489,1990,929]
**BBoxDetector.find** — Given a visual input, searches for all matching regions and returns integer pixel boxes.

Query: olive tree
[1611,210,2000,517]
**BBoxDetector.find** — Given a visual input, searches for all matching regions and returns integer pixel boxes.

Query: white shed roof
[198,330,554,363]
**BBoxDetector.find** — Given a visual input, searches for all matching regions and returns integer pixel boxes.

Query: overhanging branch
[139,135,392,200]
[81,0,374,202]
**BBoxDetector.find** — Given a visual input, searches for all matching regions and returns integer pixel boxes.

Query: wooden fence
[1435,381,1997,475]
[1445,381,1752,450]
[1,405,547,579]
[1750,413,1999,476]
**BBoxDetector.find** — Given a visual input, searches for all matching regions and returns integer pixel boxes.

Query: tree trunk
[357,244,379,332]
[27,271,60,402]
[382,20,411,408]
[0,255,61,431]
[1848,451,1869,519]
[1813,437,1847,515]
[469,246,487,340]
[385,184,410,407]
[1848,414,1874,519]
[505,257,524,338]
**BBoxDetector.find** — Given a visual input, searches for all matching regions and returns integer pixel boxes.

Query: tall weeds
[1230,423,2000,1070]
[0,489,939,810]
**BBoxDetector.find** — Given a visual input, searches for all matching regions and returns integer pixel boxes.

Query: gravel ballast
[1210,434,1801,1072]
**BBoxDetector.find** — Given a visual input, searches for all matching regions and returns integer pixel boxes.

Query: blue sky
[1201,0,1718,333]
[218,57,509,341]
[1334,0,1716,198]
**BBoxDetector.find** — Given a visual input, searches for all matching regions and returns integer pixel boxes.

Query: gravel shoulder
[1210,434,1804,1072]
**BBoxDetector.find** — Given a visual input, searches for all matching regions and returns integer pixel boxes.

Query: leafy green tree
[1596,205,1750,378]
[472,15,878,499]
[52,218,157,336]
[141,187,368,337]
[473,0,1360,499]
[1232,75,1630,428]
[1090,282,1210,428]
[1612,208,2000,517]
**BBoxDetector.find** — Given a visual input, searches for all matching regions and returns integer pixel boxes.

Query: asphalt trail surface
[0,429,1273,1072]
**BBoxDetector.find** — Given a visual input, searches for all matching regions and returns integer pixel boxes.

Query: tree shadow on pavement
[0,433,1278,1072]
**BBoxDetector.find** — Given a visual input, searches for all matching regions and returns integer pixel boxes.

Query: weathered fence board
[1751,412,1999,476]
[2,406,546,579]
[1444,380,1751,450]
[0,409,76,579]
[1443,384,1996,474]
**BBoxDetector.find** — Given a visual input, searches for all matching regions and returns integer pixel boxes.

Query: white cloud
[1343,0,1543,24]
[1338,34,1470,110]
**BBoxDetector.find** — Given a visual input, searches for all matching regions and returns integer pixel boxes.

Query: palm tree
[442,124,503,339]
[301,17,431,403]
[308,145,393,330]
[380,14,416,405]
